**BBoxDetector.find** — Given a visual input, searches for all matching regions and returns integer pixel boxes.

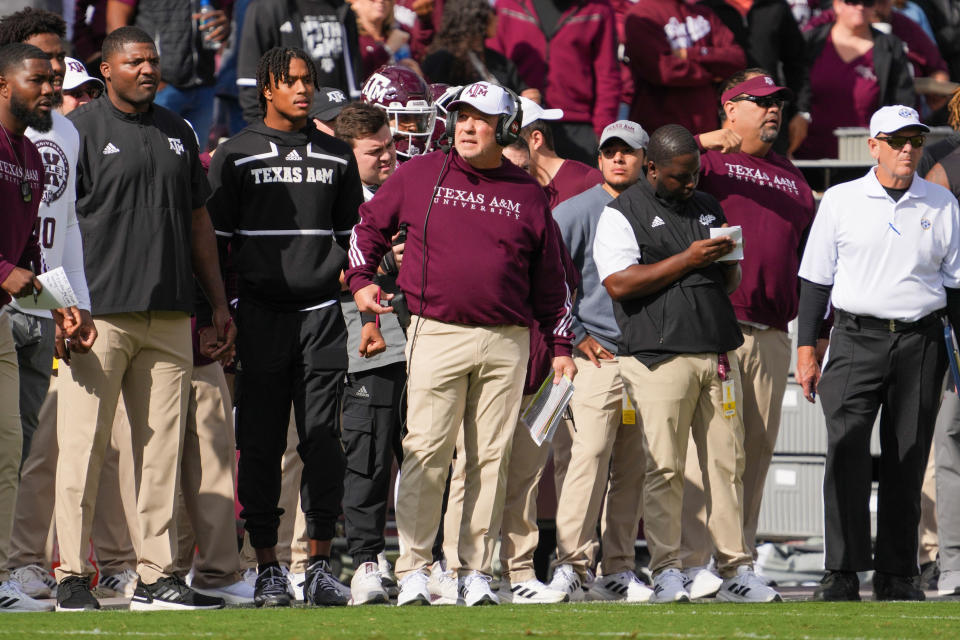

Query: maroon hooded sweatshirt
[487,0,621,136]
[624,0,745,134]
[346,148,574,357]
[0,130,44,307]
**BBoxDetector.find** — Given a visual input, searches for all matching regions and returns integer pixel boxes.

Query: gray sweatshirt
[552,184,620,354]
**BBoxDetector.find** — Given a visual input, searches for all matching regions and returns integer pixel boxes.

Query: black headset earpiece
[444,84,524,149]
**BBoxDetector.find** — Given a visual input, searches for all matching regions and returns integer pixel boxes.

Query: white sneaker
[682,565,723,599]
[0,579,54,612]
[589,571,653,603]
[459,571,498,606]
[716,566,782,603]
[350,562,388,605]
[397,571,430,606]
[500,578,567,604]
[242,567,257,588]
[93,568,138,599]
[651,568,691,603]
[547,564,588,602]
[288,570,306,601]
[191,579,255,605]
[427,561,459,606]
[377,552,398,598]
[939,569,960,596]
[9,565,56,599]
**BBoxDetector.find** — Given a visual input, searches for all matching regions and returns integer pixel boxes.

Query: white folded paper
[16,267,79,310]
[710,225,744,261]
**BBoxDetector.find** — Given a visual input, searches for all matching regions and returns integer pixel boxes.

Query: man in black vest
[593,124,780,604]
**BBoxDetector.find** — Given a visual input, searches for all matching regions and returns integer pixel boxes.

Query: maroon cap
[720,75,794,105]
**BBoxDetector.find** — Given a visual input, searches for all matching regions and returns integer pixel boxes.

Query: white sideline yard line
[0,631,214,637]
[472,631,891,640]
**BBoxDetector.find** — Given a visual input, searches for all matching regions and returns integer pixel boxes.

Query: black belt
[835,309,942,333]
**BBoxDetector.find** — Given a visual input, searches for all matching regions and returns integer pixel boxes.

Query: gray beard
[760,126,780,144]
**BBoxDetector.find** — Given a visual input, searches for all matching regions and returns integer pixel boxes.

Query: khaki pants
[680,326,790,566]
[168,363,243,587]
[621,353,750,577]
[240,411,309,572]
[443,396,553,583]
[0,310,21,582]
[55,312,191,584]
[11,374,140,575]
[555,355,644,578]
[395,317,527,579]
[919,442,938,565]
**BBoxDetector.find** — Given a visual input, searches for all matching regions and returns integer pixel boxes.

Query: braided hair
[948,87,960,131]
[256,47,318,116]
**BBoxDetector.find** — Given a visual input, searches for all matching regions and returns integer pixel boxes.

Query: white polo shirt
[798,168,960,322]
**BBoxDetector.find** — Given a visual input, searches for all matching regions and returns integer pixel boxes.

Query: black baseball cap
[309,87,349,121]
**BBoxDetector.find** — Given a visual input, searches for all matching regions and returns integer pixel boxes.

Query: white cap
[599,120,649,150]
[518,96,563,128]
[869,105,930,138]
[62,57,104,92]
[447,81,517,117]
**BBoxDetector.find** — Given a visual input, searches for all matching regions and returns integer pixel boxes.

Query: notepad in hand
[521,374,575,447]
[710,225,744,261]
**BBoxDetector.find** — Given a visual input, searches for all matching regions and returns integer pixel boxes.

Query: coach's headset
[442,83,524,150]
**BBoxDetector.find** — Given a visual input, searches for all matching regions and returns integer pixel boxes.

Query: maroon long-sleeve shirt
[0,130,44,307]
[346,149,574,356]
[624,0,745,133]
[488,0,621,136]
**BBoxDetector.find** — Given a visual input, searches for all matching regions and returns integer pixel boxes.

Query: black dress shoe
[812,571,860,601]
[916,561,939,591]
[874,572,925,601]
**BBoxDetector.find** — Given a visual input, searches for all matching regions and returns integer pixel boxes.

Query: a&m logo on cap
[764,77,774,85]
[899,107,914,118]
[466,83,489,98]
[67,59,85,74]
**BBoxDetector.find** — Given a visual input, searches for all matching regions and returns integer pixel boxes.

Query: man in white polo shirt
[797,105,960,602]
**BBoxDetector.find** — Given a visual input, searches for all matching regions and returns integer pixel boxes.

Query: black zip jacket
[609,179,743,366]
[69,96,210,315]
[804,22,915,111]
[206,120,363,311]
[236,0,363,123]
[134,0,219,88]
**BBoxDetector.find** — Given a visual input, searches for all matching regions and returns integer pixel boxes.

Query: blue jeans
[155,84,217,151]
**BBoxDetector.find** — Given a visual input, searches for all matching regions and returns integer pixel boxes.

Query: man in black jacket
[236,0,363,124]
[594,124,781,605]
[207,46,364,609]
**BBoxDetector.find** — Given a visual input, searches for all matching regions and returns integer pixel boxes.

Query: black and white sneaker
[56,576,100,612]
[254,566,292,608]
[129,576,225,611]
[304,560,348,607]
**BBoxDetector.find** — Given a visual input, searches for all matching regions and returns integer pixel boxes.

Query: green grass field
[2,601,960,639]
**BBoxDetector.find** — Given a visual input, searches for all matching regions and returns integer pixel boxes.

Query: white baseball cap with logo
[447,81,517,117]
[62,57,104,92]
[599,120,649,150]
[869,105,930,138]
[518,96,563,128]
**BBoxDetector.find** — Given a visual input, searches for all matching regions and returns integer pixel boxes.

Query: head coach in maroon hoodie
[346,80,576,606]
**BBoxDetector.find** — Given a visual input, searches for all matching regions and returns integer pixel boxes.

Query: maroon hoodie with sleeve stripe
[346,149,574,357]
[0,130,43,307]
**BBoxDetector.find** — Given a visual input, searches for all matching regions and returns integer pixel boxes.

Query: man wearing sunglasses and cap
[60,57,104,114]
[797,104,960,601]
[678,69,816,597]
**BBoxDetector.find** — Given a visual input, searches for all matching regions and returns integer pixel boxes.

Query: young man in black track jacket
[206,47,363,609]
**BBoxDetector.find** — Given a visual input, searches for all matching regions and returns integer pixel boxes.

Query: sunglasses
[842,0,876,6]
[730,94,784,109]
[64,86,102,100]
[875,134,925,150]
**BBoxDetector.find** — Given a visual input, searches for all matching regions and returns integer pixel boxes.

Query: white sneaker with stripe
[499,578,567,604]
[589,571,653,603]
[650,568,691,603]
[716,566,782,603]
[0,579,54,612]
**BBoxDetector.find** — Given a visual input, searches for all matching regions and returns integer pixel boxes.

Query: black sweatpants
[819,312,947,576]
[236,300,347,549]
[341,361,405,565]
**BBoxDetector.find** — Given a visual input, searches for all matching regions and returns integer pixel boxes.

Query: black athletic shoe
[254,566,292,608]
[874,572,925,601]
[56,576,101,612]
[812,571,860,602]
[304,560,348,606]
[129,575,225,611]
